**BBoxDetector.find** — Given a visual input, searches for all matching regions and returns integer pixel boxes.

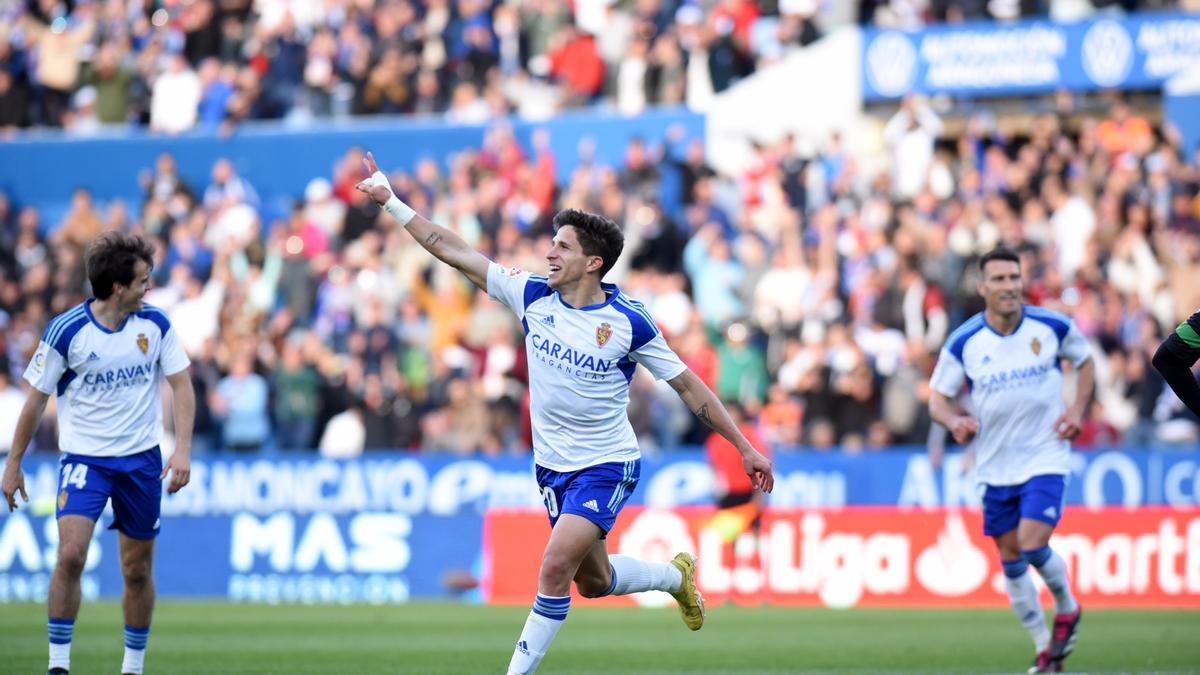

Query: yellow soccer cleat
[669,552,705,631]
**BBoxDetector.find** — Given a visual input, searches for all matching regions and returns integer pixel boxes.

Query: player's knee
[538,550,576,589]
[55,543,89,577]
[123,559,153,588]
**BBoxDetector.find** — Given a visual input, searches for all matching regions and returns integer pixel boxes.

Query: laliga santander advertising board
[482,507,1200,608]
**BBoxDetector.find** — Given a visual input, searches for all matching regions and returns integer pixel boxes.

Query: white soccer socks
[1002,559,1050,652]
[47,617,73,671]
[121,624,150,674]
[1023,545,1079,615]
[605,554,683,596]
[506,594,570,675]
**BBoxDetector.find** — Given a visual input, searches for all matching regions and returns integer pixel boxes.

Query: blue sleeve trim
[612,297,659,352]
[42,306,86,353]
[50,316,89,359]
[1025,306,1069,342]
[522,277,554,311]
[947,315,985,364]
[136,305,172,336]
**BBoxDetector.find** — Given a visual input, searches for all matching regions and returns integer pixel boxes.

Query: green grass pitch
[2,603,1198,674]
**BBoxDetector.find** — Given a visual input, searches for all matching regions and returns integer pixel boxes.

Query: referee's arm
[1152,318,1200,418]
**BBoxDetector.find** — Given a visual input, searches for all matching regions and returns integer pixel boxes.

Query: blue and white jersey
[487,262,687,471]
[930,305,1091,487]
[23,301,191,458]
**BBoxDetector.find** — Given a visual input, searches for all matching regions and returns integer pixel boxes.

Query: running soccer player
[2,232,194,675]
[356,152,773,675]
[928,248,1091,674]
[1152,310,1200,418]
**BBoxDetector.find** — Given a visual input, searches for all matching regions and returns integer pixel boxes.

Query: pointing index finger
[365,151,379,175]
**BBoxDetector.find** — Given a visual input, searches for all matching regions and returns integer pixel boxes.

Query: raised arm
[667,368,774,492]
[357,152,491,290]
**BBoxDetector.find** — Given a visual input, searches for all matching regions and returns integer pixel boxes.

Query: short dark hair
[85,232,155,299]
[978,247,1020,272]
[552,208,624,278]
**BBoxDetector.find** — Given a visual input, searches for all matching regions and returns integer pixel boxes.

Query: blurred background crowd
[2,0,1200,458]
[1,0,1194,135]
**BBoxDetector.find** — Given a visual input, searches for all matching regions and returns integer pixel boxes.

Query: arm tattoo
[424,232,442,247]
[694,403,713,429]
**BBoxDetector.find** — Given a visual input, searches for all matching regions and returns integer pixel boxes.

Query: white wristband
[383,195,416,226]
[368,170,391,189]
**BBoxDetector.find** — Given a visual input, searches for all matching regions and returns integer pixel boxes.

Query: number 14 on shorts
[61,463,89,490]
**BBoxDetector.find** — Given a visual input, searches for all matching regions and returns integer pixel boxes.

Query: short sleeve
[1057,320,1091,367]
[158,320,191,376]
[23,341,67,395]
[929,347,967,397]
[487,261,552,320]
[630,333,687,381]
[1166,310,1200,361]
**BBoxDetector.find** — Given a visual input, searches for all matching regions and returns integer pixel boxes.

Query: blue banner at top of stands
[0,107,703,231]
[862,11,1200,100]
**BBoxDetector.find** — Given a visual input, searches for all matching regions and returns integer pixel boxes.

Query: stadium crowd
[3,86,1200,456]
[0,0,825,133]
[862,0,1194,26]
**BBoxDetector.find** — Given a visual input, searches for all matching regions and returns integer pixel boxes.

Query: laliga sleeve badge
[137,333,149,354]
[596,322,612,347]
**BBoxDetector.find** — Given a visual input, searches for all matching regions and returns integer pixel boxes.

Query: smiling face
[114,259,152,313]
[979,258,1023,318]
[545,225,603,289]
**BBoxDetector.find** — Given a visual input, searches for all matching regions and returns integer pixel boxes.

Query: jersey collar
[557,282,621,311]
[982,306,1024,337]
[84,298,130,334]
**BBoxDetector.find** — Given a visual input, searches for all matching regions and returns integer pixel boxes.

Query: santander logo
[914,513,990,596]
[596,508,1200,608]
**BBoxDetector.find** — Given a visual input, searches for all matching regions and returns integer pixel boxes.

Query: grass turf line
[2,603,1198,674]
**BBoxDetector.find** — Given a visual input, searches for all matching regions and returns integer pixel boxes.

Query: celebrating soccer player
[2,232,195,675]
[356,152,773,675]
[928,248,1091,674]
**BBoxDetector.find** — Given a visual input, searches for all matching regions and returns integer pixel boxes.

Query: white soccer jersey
[24,301,191,458]
[487,262,687,471]
[930,305,1091,487]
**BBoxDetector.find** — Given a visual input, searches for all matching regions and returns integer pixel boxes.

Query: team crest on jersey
[596,322,613,346]
[1030,337,1041,356]
[137,333,149,354]
[58,490,68,511]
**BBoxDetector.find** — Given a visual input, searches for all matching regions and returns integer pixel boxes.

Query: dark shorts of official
[56,446,163,540]
[536,460,640,537]
[981,474,1066,537]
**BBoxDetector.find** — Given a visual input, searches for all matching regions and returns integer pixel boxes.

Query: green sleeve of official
[1176,317,1200,350]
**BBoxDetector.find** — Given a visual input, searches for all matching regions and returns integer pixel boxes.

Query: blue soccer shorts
[981,474,1067,537]
[56,446,163,540]
[535,460,640,536]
